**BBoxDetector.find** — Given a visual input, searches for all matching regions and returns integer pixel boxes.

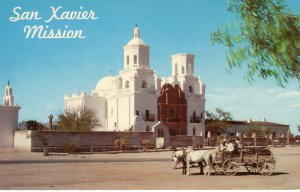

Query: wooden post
[287,129,290,146]
[252,133,257,146]
[48,114,53,130]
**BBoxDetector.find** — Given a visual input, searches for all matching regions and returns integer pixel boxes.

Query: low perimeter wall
[31,131,155,152]
[209,136,293,147]
[170,136,203,148]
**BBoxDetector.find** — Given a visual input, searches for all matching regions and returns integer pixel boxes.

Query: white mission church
[64,27,206,136]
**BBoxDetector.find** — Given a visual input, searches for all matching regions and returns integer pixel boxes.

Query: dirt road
[0,146,299,189]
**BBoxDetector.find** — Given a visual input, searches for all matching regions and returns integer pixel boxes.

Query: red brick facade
[157,84,187,136]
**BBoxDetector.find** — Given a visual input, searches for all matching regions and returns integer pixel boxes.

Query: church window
[127,55,129,65]
[141,80,147,88]
[182,66,185,74]
[136,110,139,116]
[193,127,196,136]
[134,55,137,64]
[146,125,150,132]
[125,81,130,89]
[188,86,194,93]
[175,63,178,75]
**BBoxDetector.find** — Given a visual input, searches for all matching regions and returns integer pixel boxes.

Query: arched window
[117,78,122,89]
[126,55,129,65]
[175,63,178,75]
[134,55,137,64]
[182,66,185,74]
[125,81,130,89]
[188,86,194,93]
[141,80,147,88]
[193,127,196,136]
[146,125,150,132]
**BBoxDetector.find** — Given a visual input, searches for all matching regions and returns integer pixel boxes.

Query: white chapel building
[64,27,206,136]
[0,82,21,147]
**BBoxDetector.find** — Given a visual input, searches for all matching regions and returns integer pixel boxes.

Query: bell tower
[123,26,150,70]
[171,54,195,76]
[3,81,14,106]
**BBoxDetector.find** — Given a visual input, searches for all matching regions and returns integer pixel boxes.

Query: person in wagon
[235,137,242,149]
[219,138,228,151]
[226,140,235,152]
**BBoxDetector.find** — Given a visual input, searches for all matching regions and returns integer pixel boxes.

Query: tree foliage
[57,107,100,131]
[243,124,269,137]
[211,0,300,87]
[206,108,233,135]
[25,120,46,130]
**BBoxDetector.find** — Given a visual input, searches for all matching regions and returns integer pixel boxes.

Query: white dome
[127,38,145,46]
[95,76,115,91]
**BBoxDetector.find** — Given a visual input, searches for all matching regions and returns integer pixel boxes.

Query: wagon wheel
[258,157,275,176]
[213,161,223,174]
[245,162,262,173]
[223,159,239,176]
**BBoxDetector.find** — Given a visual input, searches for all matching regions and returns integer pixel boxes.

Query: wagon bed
[213,146,276,176]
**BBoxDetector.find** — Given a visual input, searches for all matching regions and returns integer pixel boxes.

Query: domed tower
[0,81,21,147]
[123,26,150,70]
[3,80,14,106]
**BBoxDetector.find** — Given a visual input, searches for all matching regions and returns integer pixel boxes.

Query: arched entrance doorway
[152,122,170,148]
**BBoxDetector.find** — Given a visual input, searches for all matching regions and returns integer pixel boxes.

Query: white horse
[171,149,193,169]
[185,150,213,176]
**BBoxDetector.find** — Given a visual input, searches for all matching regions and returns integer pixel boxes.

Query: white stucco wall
[14,130,31,150]
[0,106,20,147]
[64,93,106,131]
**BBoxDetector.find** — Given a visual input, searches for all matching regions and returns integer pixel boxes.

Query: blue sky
[0,0,299,134]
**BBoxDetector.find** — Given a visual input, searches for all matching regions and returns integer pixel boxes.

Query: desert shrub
[141,139,151,151]
[114,138,128,151]
[61,142,77,153]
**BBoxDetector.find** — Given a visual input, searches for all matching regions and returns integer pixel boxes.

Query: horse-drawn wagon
[213,146,276,176]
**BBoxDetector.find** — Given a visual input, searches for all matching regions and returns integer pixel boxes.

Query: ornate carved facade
[158,84,187,135]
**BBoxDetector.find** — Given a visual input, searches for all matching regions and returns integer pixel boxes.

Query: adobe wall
[30,131,155,152]
[170,136,203,148]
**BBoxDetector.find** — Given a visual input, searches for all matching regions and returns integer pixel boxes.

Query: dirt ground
[0,146,300,190]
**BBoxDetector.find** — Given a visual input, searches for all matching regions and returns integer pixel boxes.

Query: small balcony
[190,116,201,123]
[165,117,180,122]
[143,114,155,121]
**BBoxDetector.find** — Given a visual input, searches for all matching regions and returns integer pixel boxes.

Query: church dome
[95,76,115,91]
[126,27,146,46]
[127,38,145,46]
